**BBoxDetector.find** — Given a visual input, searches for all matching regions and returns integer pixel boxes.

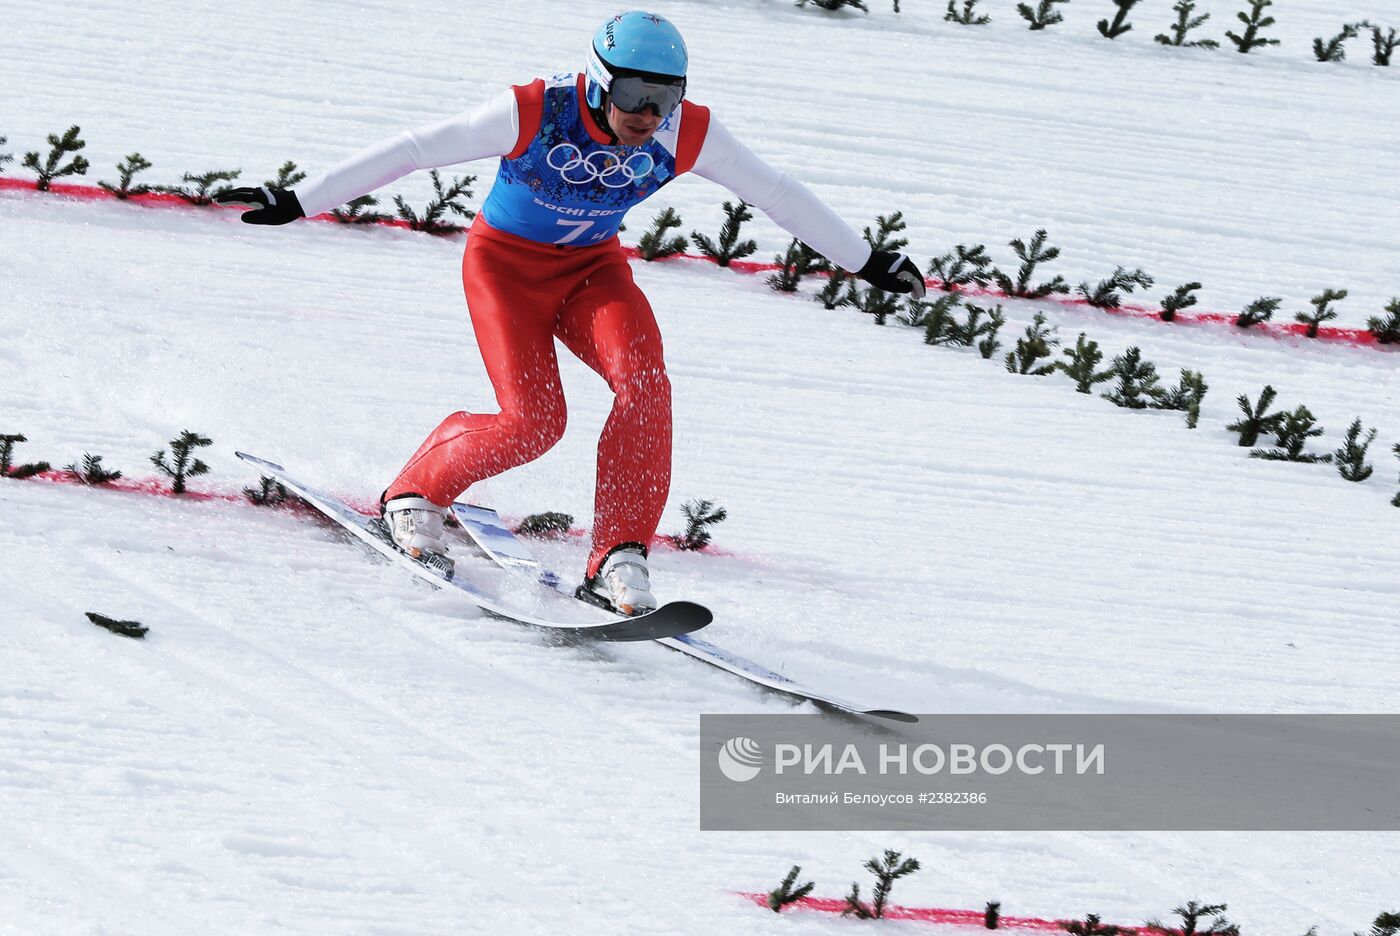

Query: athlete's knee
[499,393,568,456]
[610,360,671,409]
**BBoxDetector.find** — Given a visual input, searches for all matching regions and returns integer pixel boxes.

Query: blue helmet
[586,11,688,110]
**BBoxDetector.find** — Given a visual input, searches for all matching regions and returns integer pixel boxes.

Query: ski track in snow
[3,1,1399,933]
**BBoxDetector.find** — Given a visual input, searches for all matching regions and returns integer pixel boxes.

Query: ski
[451,503,917,723]
[235,453,710,642]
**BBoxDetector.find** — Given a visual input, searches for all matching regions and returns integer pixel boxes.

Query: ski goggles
[606,73,686,117]
[587,45,686,117]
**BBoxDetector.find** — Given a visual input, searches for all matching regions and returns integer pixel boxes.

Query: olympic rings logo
[546,143,655,189]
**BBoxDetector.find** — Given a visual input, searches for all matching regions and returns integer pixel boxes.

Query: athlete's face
[607,102,663,146]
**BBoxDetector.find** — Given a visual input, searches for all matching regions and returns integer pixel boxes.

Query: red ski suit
[387,217,670,577]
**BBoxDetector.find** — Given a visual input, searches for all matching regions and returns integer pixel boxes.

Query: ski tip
[234,451,286,472]
[865,709,920,724]
[663,600,713,629]
[584,600,710,641]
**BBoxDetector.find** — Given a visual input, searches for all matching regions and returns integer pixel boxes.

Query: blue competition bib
[480,74,702,246]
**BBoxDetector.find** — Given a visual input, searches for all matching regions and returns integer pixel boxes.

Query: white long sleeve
[689,115,872,272]
[296,88,520,218]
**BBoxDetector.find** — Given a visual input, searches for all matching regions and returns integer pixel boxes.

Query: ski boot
[577,544,657,617]
[381,493,454,578]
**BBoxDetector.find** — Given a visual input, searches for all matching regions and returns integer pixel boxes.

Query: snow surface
[3,0,1399,933]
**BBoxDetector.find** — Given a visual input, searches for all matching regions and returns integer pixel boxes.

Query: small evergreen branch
[3,460,50,479]
[638,206,689,261]
[1360,910,1400,936]
[330,194,391,224]
[98,152,155,199]
[394,169,475,235]
[1314,23,1364,63]
[930,243,993,292]
[85,611,148,640]
[22,125,90,191]
[767,238,823,291]
[1395,446,1400,508]
[671,499,727,551]
[863,211,910,254]
[0,136,12,173]
[1367,298,1400,343]
[992,229,1069,299]
[1334,418,1377,481]
[1055,332,1116,393]
[244,476,290,506]
[766,865,815,912]
[1103,346,1166,409]
[515,511,575,538]
[1005,312,1060,375]
[1226,385,1285,447]
[1156,1,1219,48]
[843,849,920,920]
[150,430,213,494]
[1226,0,1280,54]
[1372,26,1399,65]
[844,883,872,920]
[796,0,869,10]
[900,296,930,328]
[1078,266,1154,309]
[815,267,855,310]
[1295,288,1346,338]
[1160,281,1202,321]
[868,850,919,918]
[693,200,758,267]
[1065,914,1124,935]
[947,0,991,24]
[1017,0,1069,30]
[0,433,51,479]
[851,282,903,325]
[1235,296,1281,328]
[986,901,1002,929]
[1153,369,1209,428]
[1144,900,1240,936]
[951,301,1005,352]
[915,293,964,342]
[971,304,1007,359]
[265,160,307,189]
[1098,0,1142,39]
[160,169,242,205]
[64,453,123,485]
[1250,406,1332,463]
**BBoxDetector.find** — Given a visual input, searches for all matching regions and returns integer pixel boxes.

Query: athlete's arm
[216,88,520,224]
[689,115,924,297]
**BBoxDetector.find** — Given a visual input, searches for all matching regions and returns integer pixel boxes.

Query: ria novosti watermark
[764,739,1105,778]
[700,714,1400,831]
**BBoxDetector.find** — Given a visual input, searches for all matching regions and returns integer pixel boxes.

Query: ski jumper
[295,74,872,576]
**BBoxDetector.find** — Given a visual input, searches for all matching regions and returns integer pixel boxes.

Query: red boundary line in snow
[31,468,250,504]
[1,175,1383,349]
[738,893,1148,933]
[20,469,720,555]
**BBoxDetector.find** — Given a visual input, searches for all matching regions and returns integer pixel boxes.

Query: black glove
[857,250,927,299]
[214,186,306,225]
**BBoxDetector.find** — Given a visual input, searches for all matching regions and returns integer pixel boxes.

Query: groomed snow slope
[2,1,1399,934]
